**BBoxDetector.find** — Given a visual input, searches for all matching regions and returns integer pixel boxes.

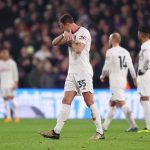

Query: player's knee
[62,97,72,105]
[83,92,94,107]
[9,96,14,100]
[84,99,94,107]
[87,102,94,107]
[140,96,149,101]
[109,101,116,107]
[4,97,8,101]
[116,101,125,107]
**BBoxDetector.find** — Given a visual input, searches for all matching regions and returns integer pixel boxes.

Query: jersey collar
[72,26,80,34]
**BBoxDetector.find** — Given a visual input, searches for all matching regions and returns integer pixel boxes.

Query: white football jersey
[138,40,150,73]
[137,40,150,96]
[68,26,93,76]
[101,46,136,89]
[0,58,18,88]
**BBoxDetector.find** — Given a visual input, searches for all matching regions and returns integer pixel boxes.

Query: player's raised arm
[52,34,66,46]
[68,29,89,54]
[100,50,111,82]
[52,31,73,46]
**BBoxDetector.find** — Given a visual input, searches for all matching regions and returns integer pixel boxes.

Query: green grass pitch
[0,119,149,150]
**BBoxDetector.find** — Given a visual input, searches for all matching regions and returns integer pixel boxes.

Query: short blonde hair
[109,32,121,43]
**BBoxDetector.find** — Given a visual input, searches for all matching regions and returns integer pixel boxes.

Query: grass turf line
[0,119,149,150]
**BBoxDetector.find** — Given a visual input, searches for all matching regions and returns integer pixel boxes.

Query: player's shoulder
[106,48,113,56]
[9,58,17,65]
[79,26,90,35]
[119,46,130,55]
[108,46,129,56]
[141,40,150,51]
[107,46,118,53]
[80,26,89,32]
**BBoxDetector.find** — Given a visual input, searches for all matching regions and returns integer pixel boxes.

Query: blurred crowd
[0,0,150,88]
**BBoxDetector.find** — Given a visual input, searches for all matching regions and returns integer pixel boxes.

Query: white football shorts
[64,73,93,96]
[110,88,125,101]
[0,88,16,97]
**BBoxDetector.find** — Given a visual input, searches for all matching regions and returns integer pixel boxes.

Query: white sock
[103,107,115,130]
[121,105,137,128]
[141,101,150,129]
[90,104,103,134]
[4,101,11,119]
[11,99,18,119]
[54,104,71,134]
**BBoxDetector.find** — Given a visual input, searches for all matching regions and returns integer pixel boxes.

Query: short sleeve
[102,50,112,71]
[75,29,90,44]
[144,50,150,62]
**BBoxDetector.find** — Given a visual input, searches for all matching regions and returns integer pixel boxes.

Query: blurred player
[40,13,104,140]
[0,48,19,123]
[137,26,150,133]
[100,33,138,132]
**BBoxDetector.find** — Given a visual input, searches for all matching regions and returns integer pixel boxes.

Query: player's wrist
[62,33,64,38]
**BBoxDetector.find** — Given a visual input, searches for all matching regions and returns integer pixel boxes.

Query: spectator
[34,44,52,61]
[56,58,68,88]
[18,47,32,87]
[0,0,149,88]
[28,58,43,88]
[41,59,57,88]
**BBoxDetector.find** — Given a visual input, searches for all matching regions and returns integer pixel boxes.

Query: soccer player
[0,48,19,123]
[100,33,138,132]
[137,26,150,133]
[40,13,104,140]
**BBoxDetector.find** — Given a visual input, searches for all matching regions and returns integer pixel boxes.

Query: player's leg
[53,91,76,134]
[82,92,105,140]
[102,101,116,131]
[40,74,77,139]
[139,96,150,131]
[40,91,76,139]
[102,88,119,131]
[137,77,150,133]
[117,101,138,131]
[9,96,20,123]
[3,97,12,123]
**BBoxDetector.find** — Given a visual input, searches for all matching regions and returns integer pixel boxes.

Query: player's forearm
[102,61,110,74]
[52,34,65,46]
[129,66,136,79]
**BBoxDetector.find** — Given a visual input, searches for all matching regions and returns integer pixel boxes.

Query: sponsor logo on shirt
[79,36,86,40]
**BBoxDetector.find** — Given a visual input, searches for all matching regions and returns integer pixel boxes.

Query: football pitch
[0,119,149,150]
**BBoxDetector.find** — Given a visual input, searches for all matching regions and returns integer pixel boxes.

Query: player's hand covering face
[59,23,73,42]
[59,22,71,32]
[63,30,73,42]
